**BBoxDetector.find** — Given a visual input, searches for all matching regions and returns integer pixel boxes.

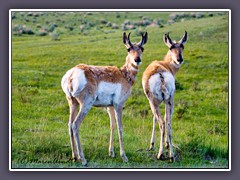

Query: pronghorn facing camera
[61,32,148,165]
[142,31,187,162]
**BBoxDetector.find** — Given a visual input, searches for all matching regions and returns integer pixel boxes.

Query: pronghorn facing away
[142,31,187,162]
[61,32,148,165]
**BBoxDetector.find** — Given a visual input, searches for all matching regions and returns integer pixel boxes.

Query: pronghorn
[142,31,187,162]
[61,32,148,165]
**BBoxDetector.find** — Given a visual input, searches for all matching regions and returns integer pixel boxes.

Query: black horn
[163,32,173,48]
[123,32,133,49]
[179,31,188,45]
[137,32,148,47]
[127,32,133,47]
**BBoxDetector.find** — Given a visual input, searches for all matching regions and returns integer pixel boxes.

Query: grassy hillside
[11,11,229,169]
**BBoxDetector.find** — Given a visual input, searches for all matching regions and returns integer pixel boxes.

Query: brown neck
[120,56,139,86]
[162,52,180,76]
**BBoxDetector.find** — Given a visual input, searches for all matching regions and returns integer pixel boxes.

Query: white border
[228,8,231,172]
[9,9,12,172]
[9,9,231,172]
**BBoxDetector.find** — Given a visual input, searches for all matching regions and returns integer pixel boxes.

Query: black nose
[135,57,141,63]
[178,59,183,63]
[178,54,183,63]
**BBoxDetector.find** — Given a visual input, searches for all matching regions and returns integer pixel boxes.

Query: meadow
[11,11,229,169]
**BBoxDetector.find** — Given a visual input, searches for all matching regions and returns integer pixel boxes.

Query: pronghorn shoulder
[143,60,168,80]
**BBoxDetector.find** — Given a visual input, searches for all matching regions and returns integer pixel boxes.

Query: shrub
[100,19,108,24]
[37,32,48,36]
[36,24,42,28]
[49,32,60,41]
[105,22,112,27]
[111,23,119,29]
[37,28,48,36]
[116,14,120,18]
[79,25,85,32]
[64,25,74,31]
[12,24,34,35]
[12,14,16,19]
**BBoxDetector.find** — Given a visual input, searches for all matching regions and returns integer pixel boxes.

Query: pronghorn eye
[140,47,144,52]
[169,45,176,50]
[127,46,134,52]
[180,44,184,49]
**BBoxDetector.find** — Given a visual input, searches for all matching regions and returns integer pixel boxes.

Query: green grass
[11,11,229,169]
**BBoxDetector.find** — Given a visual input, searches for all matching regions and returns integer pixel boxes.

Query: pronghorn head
[123,32,148,66]
[163,31,188,66]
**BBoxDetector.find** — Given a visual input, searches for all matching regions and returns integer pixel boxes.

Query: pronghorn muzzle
[135,56,141,64]
[177,54,183,64]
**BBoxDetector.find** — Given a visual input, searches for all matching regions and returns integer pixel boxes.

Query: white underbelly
[148,72,175,101]
[93,82,122,107]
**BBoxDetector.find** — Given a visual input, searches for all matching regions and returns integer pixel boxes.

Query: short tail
[159,72,167,100]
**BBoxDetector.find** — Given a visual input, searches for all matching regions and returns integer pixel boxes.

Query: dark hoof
[169,157,174,163]
[83,162,88,167]
[157,154,165,160]
[148,143,154,151]
[148,147,154,151]
[121,155,128,163]
[72,157,78,162]
[109,151,115,158]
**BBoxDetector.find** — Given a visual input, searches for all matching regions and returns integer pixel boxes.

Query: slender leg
[67,96,79,161]
[165,97,174,162]
[164,110,169,149]
[148,100,158,150]
[149,100,165,160]
[164,98,174,149]
[107,107,116,158]
[114,105,128,162]
[71,98,94,166]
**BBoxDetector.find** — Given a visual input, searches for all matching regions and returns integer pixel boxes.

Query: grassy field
[11,11,229,169]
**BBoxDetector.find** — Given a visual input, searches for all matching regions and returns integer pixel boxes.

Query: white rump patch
[149,72,175,101]
[61,67,87,97]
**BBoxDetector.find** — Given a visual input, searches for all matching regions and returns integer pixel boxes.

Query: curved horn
[127,32,133,47]
[123,32,127,44]
[137,32,148,47]
[123,32,132,48]
[163,32,173,48]
[179,31,188,45]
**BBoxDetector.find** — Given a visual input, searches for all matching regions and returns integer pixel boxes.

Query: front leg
[107,107,116,158]
[114,105,128,163]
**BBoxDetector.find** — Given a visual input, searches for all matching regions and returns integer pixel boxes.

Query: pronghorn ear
[179,31,188,45]
[137,32,148,47]
[163,32,173,48]
[123,32,132,49]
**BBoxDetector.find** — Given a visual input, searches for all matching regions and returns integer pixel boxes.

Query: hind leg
[71,96,94,166]
[67,96,79,161]
[148,99,165,160]
[148,99,160,151]
[165,97,174,162]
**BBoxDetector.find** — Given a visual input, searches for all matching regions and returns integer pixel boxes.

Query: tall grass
[11,11,229,169]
